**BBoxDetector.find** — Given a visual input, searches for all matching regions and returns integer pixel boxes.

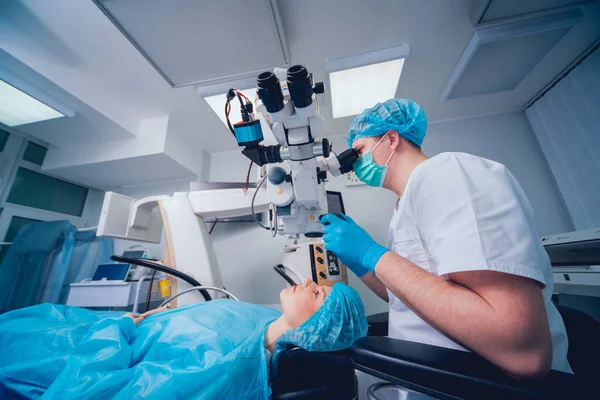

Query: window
[22,142,47,165]
[0,216,40,265]
[0,134,92,266]
[0,129,8,152]
[7,168,88,216]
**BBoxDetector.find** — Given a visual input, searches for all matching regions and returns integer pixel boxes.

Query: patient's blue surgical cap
[347,98,427,148]
[271,283,367,375]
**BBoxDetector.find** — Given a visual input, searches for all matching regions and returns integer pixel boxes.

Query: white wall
[209,150,254,182]
[165,110,208,177]
[80,188,105,228]
[200,150,211,181]
[526,48,600,230]
[44,116,168,170]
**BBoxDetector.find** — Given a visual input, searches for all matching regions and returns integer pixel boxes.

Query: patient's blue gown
[0,300,281,399]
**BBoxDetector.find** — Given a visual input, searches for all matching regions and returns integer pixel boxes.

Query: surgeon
[321,99,572,382]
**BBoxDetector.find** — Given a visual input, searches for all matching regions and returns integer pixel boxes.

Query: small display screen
[327,251,341,276]
[326,191,346,215]
[92,263,130,281]
[122,250,145,270]
[122,250,145,259]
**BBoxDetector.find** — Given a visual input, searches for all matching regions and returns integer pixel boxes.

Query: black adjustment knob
[313,82,325,94]
[318,170,328,183]
[322,138,331,158]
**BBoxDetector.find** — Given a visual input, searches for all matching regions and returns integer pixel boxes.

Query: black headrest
[556,304,600,386]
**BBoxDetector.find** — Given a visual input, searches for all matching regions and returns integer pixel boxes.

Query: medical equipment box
[66,279,155,309]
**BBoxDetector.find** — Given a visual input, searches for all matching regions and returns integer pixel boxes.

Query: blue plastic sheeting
[0,221,75,312]
[0,222,112,313]
[58,229,113,304]
[0,301,281,399]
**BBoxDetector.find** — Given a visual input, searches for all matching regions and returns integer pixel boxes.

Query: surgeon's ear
[386,130,400,151]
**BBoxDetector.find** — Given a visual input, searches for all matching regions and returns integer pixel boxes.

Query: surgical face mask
[352,135,394,187]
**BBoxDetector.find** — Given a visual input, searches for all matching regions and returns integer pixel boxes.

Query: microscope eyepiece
[257,71,285,113]
[337,148,360,174]
[287,65,313,109]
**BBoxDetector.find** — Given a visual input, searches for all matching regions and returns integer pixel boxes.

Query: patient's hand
[125,307,168,326]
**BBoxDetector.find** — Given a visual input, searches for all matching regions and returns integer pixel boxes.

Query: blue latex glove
[341,258,371,278]
[321,214,388,275]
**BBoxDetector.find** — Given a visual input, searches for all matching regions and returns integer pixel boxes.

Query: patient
[0,280,367,399]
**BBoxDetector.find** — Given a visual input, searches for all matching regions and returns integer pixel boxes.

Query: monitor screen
[326,191,346,215]
[122,250,146,259]
[121,250,146,271]
[92,263,130,281]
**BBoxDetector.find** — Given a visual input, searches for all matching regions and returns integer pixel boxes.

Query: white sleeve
[411,154,547,286]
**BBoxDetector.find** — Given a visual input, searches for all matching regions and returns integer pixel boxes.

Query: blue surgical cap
[347,98,427,148]
[271,283,367,375]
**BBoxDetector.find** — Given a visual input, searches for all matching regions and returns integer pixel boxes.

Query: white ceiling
[0,0,598,187]
[47,153,198,189]
[95,0,288,87]
[476,0,588,22]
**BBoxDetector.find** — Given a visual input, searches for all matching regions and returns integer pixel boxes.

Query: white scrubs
[385,152,571,386]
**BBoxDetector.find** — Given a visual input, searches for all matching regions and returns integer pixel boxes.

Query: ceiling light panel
[0,79,64,127]
[329,59,405,119]
[326,44,410,119]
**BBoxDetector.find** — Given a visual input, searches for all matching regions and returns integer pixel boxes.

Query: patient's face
[280,279,332,327]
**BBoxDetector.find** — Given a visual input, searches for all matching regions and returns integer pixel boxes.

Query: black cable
[236,92,245,108]
[145,269,156,312]
[244,160,253,192]
[225,101,235,135]
[209,219,218,234]
[237,93,251,122]
[111,256,212,301]
[252,173,271,231]
[273,265,296,286]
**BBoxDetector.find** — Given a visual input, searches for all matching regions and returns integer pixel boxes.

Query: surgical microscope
[225,65,358,288]
[94,65,358,306]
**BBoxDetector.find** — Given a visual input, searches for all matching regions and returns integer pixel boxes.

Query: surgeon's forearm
[360,272,389,302]
[374,251,551,378]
